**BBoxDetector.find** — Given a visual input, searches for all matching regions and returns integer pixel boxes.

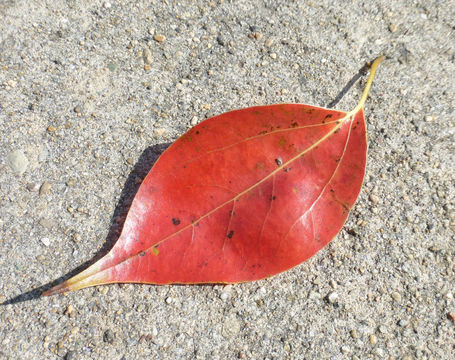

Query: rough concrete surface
[1,0,454,359]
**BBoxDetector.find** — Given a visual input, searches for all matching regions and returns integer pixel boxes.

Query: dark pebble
[103,329,115,344]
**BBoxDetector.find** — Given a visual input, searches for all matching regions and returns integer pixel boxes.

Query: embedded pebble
[190,116,198,126]
[39,181,51,195]
[165,296,173,304]
[369,334,378,345]
[103,329,115,344]
[220,285,232,300]
[143,48,153,64]
[391,291,402,302]
[154,128,166,137]
[27,182,39,192]
[389,23,398,33]
[7,150,29,175]
[64,305,74,317]
[154,34,166,43]
[398,319,409,327]
[40,237,51,246]
[327,292,338,304]
[369,194,380,204]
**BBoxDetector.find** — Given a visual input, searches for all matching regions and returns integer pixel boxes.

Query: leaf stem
[348,56,385,116]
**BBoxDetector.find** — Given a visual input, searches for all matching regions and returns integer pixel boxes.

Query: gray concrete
[1,0,454,359]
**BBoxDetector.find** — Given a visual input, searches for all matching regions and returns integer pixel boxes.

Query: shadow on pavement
[2,142,171,305]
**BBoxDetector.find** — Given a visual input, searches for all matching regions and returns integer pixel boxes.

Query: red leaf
[43,56,384,295]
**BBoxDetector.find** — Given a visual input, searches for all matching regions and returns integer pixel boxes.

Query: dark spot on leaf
[325,114,333,119]
[139,251,146,257]
[258,130,268,135]
[195,130,200,135]
[227,230,234,239]
[290,122,298,128]
[270,195,276,201]
[154,244,159,248]
[284,167,291,172]
[275,157,282,166]
[334,129,340,134]
[172,218,181,226]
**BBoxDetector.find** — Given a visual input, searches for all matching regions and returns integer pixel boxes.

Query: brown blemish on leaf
[227,230,234,239]
[275,157,283,166]
[172,218,181,226]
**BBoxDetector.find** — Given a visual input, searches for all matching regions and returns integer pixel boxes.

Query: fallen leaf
[42,56,384,295]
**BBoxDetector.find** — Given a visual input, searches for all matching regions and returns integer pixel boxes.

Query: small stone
[369,194,379,204]
[74,106,82,114]
[40,237,51,246]
[27,183,39,192]
[447,312,455,322]
[47,125,57,132]
[103,2,111,9]
[153,34,166,43]
[103,329,115,344]
[378,325,387,334]
[151,326,158,337]
[143,48,153,64]
[165,296,173,304]
[265,39,274,48]
[7,150,29,175]
[190,116,198,126]
[270,52,277,59]
[144,64,151,71]
[126,157,134,165]
[350,329,359,339]
[66,178,76,187]
[369,334,378,345]
[64,304,74,317]
[40,181,51,195]
[341,345,350,354]
[217,35,227,46]
[425,115,434,122]
[398,319,408,327]
[329,280,337,289]
[154,128,166,137]
[220,285,232,300]
[391,291,402,302]
[70,327,79,335]
[327,292,338,304]
[255,32,263,40]
[72,233,81,243]
[389,23,397,33]
[65,351,77,360]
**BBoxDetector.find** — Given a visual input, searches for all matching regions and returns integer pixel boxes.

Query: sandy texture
[1,0,454,359]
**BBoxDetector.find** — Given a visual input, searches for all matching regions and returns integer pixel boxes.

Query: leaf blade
[42,57,383,296]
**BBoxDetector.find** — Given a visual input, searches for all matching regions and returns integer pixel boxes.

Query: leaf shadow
[2,142,172,305]
[326,61,370,109]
